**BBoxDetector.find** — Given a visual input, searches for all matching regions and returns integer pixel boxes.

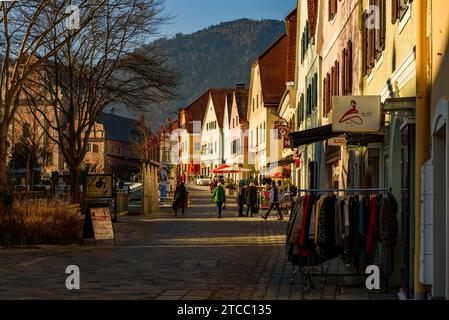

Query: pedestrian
[213,182,226,218]
[245,182,257,217]
[173,180,187,216]
[237,183,247,217]
[210,177,218,193]
[262,181,283,221]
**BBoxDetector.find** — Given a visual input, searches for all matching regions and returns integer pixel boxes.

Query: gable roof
[256,34,288,107]
[234,89,249,121]
[210,89,235,128]
[96,112,140,144]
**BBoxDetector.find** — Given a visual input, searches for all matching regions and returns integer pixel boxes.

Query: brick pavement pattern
[0,185,397,300]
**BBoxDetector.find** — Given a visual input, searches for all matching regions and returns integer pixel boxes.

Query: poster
[90,207,115,240]
[86,175,113,198]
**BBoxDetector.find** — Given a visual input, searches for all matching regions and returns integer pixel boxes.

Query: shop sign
[86,175,113,198]
[274,119,292,149]
[90,207,115,241]
[328,136,347,146]
[332,96,381,133]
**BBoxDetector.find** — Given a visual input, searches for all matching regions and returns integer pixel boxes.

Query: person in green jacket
[213,182,226,218]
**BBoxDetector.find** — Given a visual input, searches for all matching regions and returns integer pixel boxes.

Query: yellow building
[247,34,287,181]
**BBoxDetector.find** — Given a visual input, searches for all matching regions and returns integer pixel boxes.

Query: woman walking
[237,183,247,217]
[213,182,226,219]
[262,181,283,220]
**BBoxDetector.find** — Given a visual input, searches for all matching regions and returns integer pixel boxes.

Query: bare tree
[9,107,56,189]
[23,0,178,202]
[0,1,104,196]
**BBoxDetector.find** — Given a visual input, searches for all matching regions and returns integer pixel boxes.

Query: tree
[9,107,56,189]
[23,0,178,202]
[0,1,105,197]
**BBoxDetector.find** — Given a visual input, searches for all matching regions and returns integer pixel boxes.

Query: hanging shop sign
[274,119,292,149]
[328,135,347,147]
[332,96,381,133]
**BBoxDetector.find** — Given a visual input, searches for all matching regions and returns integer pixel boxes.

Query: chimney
[235,84,245,90]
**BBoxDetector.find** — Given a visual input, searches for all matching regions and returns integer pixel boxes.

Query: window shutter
[362,11,368,76]
[347,40,353,94]
[342,48,347,95]
[380,0,386,50]
[326,73,331,115]
[392,0,398,24]
[335,60,340,96]
[323,78,327,116]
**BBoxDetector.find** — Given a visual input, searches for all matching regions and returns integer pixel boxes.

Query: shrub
[0,199,83,246]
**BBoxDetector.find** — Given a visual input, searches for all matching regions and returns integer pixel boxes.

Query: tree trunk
[69,163,82,204]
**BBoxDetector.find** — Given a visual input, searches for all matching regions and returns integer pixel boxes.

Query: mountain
[143,18,286,129]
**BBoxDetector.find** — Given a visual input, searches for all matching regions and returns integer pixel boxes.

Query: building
[199,89,234,176]
[247,34,287,181]
[83,112,142,180]
[227,85,250,181]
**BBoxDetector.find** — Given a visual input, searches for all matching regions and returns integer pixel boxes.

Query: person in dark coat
[245,183,257,217]
[237,183,247,217]
[173,180,187,216]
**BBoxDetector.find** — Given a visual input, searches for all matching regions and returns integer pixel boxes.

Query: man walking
[213,182,226,219]
[262,181,283,220]
[173,180,187,216]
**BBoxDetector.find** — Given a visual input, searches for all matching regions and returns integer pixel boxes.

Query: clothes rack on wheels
[287,187,394,294]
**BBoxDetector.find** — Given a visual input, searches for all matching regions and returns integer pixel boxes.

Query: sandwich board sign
[332,96,381,133]
[87,207,116,244]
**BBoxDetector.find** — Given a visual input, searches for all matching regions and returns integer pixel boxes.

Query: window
[342,41,353,95]
[214,142,217,154]
[392,0,411,24]
[328,0,338,21]
[87,143,92,152]
[312,74,318,109]
[297,94,304,127]
[93,144,99,153]
[301,21,310,62]
[323,72,332,117]
[252,98,255,112]
[195,143,200,151]
[257,95,259,109]
[363,0,386,75]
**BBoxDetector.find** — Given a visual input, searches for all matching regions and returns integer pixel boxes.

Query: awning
[267,154,294,168]
[289,124,385,148]
[289,125,339,147]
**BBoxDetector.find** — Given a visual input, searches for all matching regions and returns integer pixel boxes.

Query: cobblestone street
[0,186,397,300]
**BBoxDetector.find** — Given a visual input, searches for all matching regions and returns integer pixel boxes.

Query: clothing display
[286,191,398,275]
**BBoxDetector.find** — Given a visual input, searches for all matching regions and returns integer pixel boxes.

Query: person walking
[213,182,226,219]
[262,181,283,220]
[236,183,247,217]
[245,182,257,217]
[173,180,187,216]
[210,177,218,193]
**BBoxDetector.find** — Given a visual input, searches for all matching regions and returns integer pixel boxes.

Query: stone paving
[0,185,398,300]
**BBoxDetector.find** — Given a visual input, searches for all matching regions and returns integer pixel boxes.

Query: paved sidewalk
[0,185,397,300]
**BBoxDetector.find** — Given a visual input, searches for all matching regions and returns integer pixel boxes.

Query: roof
[210,89,235,128]
[307,0,318,40]
[256,34,288,107]
[234,89,249,121]
[96,112,140,144]
[226,93,233,124]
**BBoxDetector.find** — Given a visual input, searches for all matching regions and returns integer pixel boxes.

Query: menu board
[90,207,115,240]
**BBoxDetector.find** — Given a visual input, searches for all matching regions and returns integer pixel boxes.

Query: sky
[158,0,297,37]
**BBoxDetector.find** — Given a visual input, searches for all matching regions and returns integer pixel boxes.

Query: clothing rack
[297,188,391,194]
[289,187,393,294]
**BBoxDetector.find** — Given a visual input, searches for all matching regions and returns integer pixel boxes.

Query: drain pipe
[414,0,429,300]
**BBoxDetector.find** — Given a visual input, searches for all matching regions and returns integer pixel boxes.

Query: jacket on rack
[379,194,399,247]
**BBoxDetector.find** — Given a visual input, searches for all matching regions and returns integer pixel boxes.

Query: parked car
[196,176,211,186]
